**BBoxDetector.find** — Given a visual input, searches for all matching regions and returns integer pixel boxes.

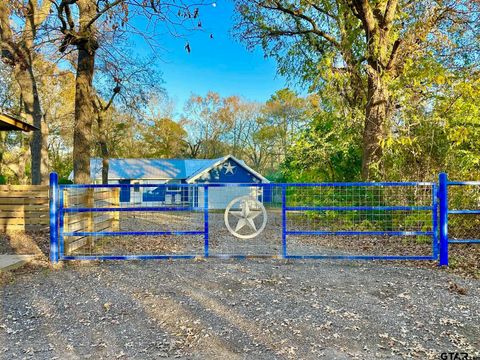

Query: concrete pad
[0,255,34,271]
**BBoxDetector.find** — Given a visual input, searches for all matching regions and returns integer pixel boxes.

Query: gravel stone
[0,260,479,359]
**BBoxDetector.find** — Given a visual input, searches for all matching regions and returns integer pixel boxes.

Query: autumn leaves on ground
[1,253,479,358]
[0,231,478,284]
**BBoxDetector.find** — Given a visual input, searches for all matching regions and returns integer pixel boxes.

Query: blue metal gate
[282,182,438,261]
[438,173,480,265]
[50,178,209,261]
[50,173,442,263]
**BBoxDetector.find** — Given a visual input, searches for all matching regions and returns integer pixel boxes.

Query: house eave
[0,113,38,132]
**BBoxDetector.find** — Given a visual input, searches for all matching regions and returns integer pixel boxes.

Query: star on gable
[224,161,236,175]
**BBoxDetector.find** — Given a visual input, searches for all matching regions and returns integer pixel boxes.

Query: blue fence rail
[49,172,478,265]
[439,173,480,265]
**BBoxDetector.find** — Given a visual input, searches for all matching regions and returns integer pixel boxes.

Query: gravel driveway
[1,260,479,359]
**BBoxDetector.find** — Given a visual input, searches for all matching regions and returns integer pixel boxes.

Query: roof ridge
[92,157,228,161]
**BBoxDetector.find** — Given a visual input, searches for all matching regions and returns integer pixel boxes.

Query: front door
[119,180,130,202]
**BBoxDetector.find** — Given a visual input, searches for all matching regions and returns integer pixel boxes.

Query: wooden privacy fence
[64,188,120,254]
[0,185,49,231]
[0,185,120,253]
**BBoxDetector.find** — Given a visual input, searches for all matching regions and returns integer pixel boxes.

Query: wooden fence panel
[0,185,49,231]
[0,184,120,249]
[64,188,120,254]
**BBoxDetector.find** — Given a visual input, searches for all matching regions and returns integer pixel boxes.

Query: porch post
[281,184,287,258]
[204,186,209,257]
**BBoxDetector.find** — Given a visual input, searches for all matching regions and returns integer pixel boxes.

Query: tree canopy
[0,1,479,184]
[234,0,480,179]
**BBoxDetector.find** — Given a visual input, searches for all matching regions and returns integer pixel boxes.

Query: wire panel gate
[49,175,438,262]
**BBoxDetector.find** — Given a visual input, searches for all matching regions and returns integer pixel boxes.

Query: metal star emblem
[224,162,236,175]
[224,196,268,239]
[230,200,262,232]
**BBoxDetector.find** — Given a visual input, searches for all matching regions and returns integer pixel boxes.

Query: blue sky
[131,1,291,111]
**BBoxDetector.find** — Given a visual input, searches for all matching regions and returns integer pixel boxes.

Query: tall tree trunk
[73,44,96,183]
[32,75,49,185]
[0,0,51,185]
[101,153,109,185]
[349,0,399,179]
[361,67,389,179]
[97,111,109,184]
[72,0,98,184]
[13,64,49,184]
[0,132,6,178]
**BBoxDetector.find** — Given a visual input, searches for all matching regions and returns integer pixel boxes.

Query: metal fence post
[439,172,449,266]
[281,184,287,258]
[431,183,439,259]
[49,172,59,263]
[204,186,209,258]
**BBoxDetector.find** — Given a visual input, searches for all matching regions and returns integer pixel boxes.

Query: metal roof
[87,155,270,183]
[90,158,222,180]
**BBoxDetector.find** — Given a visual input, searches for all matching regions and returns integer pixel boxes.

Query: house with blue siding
[85,155,270,208]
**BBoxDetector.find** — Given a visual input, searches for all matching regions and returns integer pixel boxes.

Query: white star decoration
[224,196,268,239]
[224,162,236,175]
[230,201,261,232]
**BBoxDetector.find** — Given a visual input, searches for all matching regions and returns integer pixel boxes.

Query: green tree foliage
[234,0,480,179]
[143,118,188,158]
[283,112,362,182]
[383,63,480,181]
[260,88,309,162]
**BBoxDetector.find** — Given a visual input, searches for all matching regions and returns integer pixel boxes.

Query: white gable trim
[185,155,270,184]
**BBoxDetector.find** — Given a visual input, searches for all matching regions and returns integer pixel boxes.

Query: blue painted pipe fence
[49,172,479,265]
[49,172,59,263]
[439,173,449,266]
[441,174,480,249]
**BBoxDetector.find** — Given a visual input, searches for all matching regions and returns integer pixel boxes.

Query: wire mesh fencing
[55,181,437,261]
[284,183,437,259]
[447,181,480,243]
[206,184,283,257]
[60,184,205,259]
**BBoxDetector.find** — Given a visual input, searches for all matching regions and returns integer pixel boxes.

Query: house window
[166,180,181,192]
[167,187,180,192]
